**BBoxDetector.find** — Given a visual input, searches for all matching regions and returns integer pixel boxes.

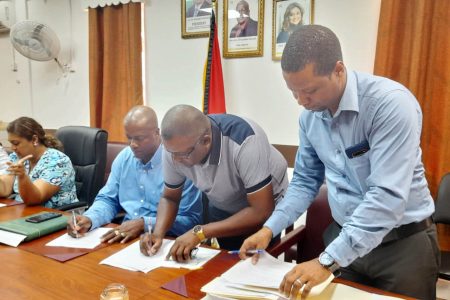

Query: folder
[0,212,68,242]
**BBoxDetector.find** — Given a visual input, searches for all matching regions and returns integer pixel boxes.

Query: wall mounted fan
[10,20,70,73]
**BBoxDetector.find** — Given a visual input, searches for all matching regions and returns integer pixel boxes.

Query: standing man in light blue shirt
[240,25,439,299]
[68,106,202,243]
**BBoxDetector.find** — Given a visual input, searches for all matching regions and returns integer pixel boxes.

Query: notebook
[0,211,68,242]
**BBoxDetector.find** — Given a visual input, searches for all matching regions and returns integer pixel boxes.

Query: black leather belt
[381,217,433,244]
[335,217,433,244]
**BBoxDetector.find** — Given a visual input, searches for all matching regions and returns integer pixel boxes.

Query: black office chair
[434,172,450,280]
[55,126,108,211]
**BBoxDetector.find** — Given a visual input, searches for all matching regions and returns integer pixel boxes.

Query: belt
[335,217,433,244]
[381,217,433,244]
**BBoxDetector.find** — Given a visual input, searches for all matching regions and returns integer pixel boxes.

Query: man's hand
[139,232,163,256]
[67,215,92,238]
[239,226,273,264]
[279,258,331,300]
[166,229,200,262]
[101,218,145,244]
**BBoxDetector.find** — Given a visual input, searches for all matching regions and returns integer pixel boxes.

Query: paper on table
[222,251,298,289]
[201,277,280,300]
[0,203,6,208]
[100,239,221,273]
[203,279,404,300]
[0,229,27,247]
[46,227,110,249]
[219,251,333,298]
[307,283,403,300]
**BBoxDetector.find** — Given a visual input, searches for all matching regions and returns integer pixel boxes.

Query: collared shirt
[265,70,434,267]
[10,148,78,208]
[164,114,289,215]
[84,145,202,236]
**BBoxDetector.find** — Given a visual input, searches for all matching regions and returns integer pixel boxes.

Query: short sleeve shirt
[163,114,289,214]
[10,148,78,208]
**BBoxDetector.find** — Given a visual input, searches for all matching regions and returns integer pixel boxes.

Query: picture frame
[223,0,264,58]
[272,0,314,60]
[182,0,218,39]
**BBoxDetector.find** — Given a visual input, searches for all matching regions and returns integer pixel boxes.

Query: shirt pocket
[347,152,370,192]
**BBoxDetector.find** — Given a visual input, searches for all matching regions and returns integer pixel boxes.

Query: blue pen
[227,249,264,255]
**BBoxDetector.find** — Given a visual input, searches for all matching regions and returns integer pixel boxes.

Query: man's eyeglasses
[168,134,204,159]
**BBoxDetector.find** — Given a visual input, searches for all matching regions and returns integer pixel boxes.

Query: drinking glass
[100,283,129,300]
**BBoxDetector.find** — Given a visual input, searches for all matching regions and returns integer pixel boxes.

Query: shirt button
[134,213,138,216]
[140,199,144,203]
[336,149,341,154]
[140,185,144,189]
[342,174,347,178]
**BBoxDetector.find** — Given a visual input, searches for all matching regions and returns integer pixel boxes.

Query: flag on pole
[203,7,226,114]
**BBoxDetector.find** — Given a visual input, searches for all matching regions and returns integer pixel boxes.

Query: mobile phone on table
[25,212,63,223]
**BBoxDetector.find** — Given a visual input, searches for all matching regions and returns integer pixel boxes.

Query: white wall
[145,0,381,145]
[0,0,89,133]
[0,0,380,146]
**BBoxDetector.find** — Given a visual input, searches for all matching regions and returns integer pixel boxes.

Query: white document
[100,239,221,273]
[202,251,333,299]
[0,203,7,208]
[46,227,110,249]
[222,251,297,289]
[203,279,404,300]
[202,277,281,300]
[0,229,27,247]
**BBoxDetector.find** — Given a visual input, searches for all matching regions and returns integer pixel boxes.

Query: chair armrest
[267,224,306,258]
[56,201,88,212]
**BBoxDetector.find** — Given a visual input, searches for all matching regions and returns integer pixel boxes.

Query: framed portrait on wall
[272,0,314,60]
[223,0,264,58]
[182,0,218,38]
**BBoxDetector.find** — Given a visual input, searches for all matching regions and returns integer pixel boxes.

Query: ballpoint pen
[72,210,80,238]
[147,218,153,255]
[227,249,264,255]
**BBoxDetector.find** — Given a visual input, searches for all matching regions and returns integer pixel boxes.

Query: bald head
[124,105,158,128]
[161,105,210,140]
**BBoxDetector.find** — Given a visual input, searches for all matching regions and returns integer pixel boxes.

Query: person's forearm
[203,206,270,239]
[17,175,44,205]
[0,176,12,197]
[153,197,180,236]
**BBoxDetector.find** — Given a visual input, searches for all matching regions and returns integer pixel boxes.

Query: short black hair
[281,25,342,76]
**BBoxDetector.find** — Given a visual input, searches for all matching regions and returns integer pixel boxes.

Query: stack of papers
[201,252,403,299]
[46,227,110,249]
[201,251,333,299]
[100,239,220,273]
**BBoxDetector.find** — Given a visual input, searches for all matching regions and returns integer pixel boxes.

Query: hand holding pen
[239,227,274,264]
[67,213,91,238]
[139,218,163,256]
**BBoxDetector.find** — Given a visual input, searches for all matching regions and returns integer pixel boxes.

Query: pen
[227,249,264,255]
[147,218,153,255]
[72,210,79,239]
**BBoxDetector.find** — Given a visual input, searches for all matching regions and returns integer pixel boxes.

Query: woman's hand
[6,155,33,178]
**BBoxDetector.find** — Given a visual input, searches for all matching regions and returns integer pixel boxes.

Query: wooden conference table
[0,200,412,299]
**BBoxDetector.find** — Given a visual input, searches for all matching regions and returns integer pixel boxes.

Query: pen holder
[100,283,129,300]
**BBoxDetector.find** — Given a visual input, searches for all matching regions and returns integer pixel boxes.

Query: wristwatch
[192,225,207,242]
[318,252,341,277]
